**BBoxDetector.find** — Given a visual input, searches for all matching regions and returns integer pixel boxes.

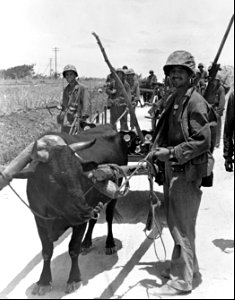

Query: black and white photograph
[0,0,234,298]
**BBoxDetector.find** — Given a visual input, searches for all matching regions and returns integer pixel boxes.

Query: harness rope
[103,151,167,261]
[0,174,56,221]
[0,171,96,221]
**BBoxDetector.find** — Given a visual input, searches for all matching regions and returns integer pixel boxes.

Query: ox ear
[69,138,96,152]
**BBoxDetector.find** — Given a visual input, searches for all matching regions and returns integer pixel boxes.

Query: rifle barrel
[213,14,234,65]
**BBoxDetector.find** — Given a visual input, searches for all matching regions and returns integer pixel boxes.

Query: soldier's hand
[151,147,170,162]
[147,151,158,164]
[56,112,65,124]
[225,157,233,172]
[81,115,89,122]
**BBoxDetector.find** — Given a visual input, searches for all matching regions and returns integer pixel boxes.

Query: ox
[0,124,128,295]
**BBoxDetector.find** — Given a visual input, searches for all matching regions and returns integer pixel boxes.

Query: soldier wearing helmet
[105,68,131,131]
[125,68,141,130]
[144,70,158,103]
[148,50,217,296]
[57,64,90,133]
[194,62,208,96]
[209,71,226,148]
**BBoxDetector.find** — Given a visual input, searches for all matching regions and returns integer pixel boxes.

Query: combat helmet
[62,65,78,78]
[163,50,196,76]
[126,68,135,75]
[116,67,125,73]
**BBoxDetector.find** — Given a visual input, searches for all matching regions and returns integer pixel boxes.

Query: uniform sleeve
[223,92,234,159]
[61,88,68,111]
[174,98,211,164]
[216,86,226,116]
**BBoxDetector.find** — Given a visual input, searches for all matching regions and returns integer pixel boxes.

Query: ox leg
[81,219,97,251]
[65,223,87,294]
[105,199,117,255]
[32,224,53,296]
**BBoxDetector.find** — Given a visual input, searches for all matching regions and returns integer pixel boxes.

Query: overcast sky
[0,0,234,80]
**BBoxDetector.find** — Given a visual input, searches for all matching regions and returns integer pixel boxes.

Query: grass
[0,78,107,165]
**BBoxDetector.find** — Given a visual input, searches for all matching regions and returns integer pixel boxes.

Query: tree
[3,64,35,79]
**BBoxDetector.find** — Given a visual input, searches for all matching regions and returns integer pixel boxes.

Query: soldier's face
[127,74,134,83]
[116,72,124,82]
[169,67,190,88]
[65,71,76,83]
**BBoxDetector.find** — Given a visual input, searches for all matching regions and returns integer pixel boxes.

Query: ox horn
[69,138,96,152]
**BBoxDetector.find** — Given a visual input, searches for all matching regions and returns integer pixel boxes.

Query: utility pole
[49,58,52,79]
[52,47,59,79]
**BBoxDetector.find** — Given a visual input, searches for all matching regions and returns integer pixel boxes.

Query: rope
[144,174,167,262]
[0,170,97,221]
[108,163,130,197]
[7,182,57,220]
[109,151,167,261]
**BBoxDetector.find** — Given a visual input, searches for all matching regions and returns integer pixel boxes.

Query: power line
[52,47,59,79]
[49,58,52,78]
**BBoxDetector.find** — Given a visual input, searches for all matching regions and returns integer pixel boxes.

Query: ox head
[0,135,97,191]
[31,134,97,169]
[29,135,99,226]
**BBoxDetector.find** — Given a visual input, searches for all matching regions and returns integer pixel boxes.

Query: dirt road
[0,106,233,299]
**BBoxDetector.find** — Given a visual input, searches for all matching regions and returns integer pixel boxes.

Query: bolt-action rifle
[33,104,61,115]
[204,14,234,104]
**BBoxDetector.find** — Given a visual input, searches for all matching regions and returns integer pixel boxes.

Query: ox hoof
[105,246,117,255]
[80,246,93,255]
[31,283,52,296]
[81,241,93,254]
[65,281,82,294]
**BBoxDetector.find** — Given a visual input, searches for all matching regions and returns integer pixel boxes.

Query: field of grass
[0,78,107,165]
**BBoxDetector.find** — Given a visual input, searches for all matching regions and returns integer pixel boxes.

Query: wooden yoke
[0,142,34,190]
[92,32,145,144]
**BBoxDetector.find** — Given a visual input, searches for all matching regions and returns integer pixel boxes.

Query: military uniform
[149,51,216,295]
[105,69,131,131]
[126,68,141,130]
[223,90,234,171]
[57,65,90,134]
[210,80,226,148]
[194,64,208,96]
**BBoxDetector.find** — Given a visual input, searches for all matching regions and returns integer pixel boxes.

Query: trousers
[110,104,128,131]
[163,161,202,291]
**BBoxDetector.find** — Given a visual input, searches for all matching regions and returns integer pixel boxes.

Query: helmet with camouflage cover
[116,67,125,73]
[163,50,196,76]
[198,62,205,68]
[62,65,78,78]
[126,68,135,75]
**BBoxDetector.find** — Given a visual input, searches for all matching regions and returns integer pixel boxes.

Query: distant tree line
[0,64,35,79]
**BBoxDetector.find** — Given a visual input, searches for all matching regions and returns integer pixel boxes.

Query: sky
[0,0,234,81]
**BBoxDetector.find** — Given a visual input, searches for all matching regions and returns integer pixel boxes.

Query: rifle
[92,32,145,144]
[204,14,234,103]
[34,104,61,115]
